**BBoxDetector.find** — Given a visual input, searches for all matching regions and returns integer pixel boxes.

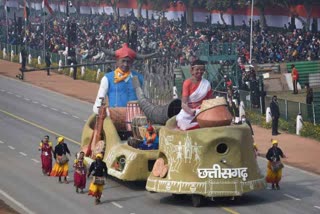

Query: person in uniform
[291,64,299,94]
[21,46,27,70]
[270,95,280,136]
[45,52,51,76]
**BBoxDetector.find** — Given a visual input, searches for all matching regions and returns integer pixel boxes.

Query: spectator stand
[256,63,280,73]
[197,42,240,91]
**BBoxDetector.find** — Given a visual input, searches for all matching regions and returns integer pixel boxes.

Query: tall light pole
[66,0,70,66]
[66,0,76,79]
[249,0,254,64]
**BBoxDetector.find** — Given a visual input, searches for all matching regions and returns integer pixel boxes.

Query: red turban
[147,126,154,132]
[115,43,136,60]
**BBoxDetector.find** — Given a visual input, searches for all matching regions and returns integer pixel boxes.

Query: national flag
[42,0,53,15]
[23,0,30,21]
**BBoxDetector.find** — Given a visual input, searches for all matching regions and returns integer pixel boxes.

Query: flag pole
[24,0,27,49]
[5,0,9,45]
[43,1,46,58]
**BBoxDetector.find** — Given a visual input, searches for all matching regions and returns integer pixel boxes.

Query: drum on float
[126,101,144,131]
[131,116,148,140]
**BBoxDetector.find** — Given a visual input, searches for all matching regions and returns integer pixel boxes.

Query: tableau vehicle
[146,116,266,207]
[80,77,266,206]
[81,113,160,181]
[80,77,181,181]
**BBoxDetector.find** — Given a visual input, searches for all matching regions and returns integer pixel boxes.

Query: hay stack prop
[195,97,233,128]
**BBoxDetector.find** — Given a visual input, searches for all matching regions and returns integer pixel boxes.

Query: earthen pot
[196,105,233,128]
[195,97,233,128]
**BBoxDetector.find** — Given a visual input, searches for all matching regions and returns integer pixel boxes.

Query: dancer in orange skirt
[87,153,108,205]
[266,139,286,190]
[50,137,71,183]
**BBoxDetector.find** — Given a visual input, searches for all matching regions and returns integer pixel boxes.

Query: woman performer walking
[87,153,108,205]
[38,135,53,175]
[73,151,87,193]
[266,139,286,190]
[50,137,71,184]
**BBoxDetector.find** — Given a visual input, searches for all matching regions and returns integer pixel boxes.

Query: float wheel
[191,194,204,207]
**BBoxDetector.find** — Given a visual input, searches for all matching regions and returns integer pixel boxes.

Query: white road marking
[19,152,27,156]
[31,159,40,163]
[314,206,320,210]
[41,104,48,107]
[24,98,30,101]
[284,194,301,201]
[51,107,58,111]
[32,101,39,104]
[0,89,5,92]
[111,202,123,208]
[8,145,15,150]
[84,120,87,122]
[0,189,36,214]
[7,91,13,94]
[72,115,79,119]
[285,165,294,169]
[15,95,22,98]
[62,112,68,115]
[0,140,4,144]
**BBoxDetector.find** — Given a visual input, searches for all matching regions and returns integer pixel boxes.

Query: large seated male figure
[93,43,144,133]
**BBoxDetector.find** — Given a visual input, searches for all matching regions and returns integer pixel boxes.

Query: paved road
[0,76,320,214]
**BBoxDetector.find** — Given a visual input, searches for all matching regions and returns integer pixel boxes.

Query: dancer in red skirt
[73,151,87,193]
[38,135,53,176]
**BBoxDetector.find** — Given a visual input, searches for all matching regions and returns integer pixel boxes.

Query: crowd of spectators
[1,8,320,66]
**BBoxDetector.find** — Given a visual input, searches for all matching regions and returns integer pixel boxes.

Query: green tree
[238,0,278,30]
[148,0,206,26]
[206,0,229,25]
[274,0,315,31]
[104,0,121,19]
[137,0,149,19]
[148,0,170,11]
[181,0,207,26]
[254,0,270,30]
[205,0,244,26]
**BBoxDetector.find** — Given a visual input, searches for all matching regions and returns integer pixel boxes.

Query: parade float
[146,100,266,206]
[21,41,266,207]
[80,75,266,206]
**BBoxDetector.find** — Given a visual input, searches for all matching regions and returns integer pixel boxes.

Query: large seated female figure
[176,60,213,130]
